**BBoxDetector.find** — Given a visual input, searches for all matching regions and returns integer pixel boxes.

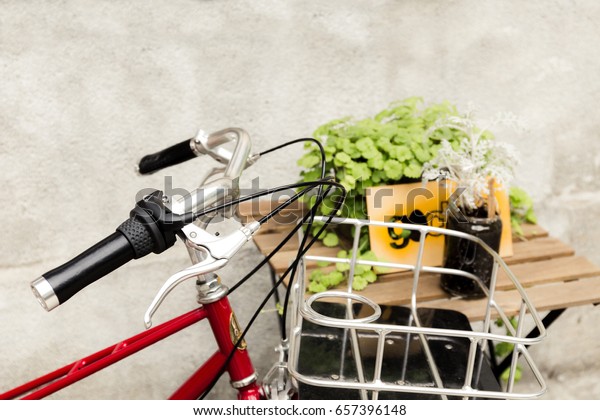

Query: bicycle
[0,127,547,400]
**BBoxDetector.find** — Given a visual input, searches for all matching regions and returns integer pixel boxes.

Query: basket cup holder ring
[304,291,382,324]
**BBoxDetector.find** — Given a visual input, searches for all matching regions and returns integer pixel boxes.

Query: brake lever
[143,221,260,328]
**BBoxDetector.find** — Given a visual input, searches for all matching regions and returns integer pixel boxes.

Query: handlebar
[137,138,197,174]
[137,128,255,178]
[31,127,255,311]
[31,191,183,311]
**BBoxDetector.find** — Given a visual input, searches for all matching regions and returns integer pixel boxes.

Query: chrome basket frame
[287,216,547,400]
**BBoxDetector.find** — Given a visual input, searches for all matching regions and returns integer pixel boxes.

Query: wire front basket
[287,216,546,400]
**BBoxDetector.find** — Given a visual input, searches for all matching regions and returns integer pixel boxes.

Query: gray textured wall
[1,0,599,399]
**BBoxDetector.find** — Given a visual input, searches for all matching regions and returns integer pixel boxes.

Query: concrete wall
[1,0,598,399]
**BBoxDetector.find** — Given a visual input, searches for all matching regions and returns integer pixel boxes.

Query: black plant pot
[441,211,502,299]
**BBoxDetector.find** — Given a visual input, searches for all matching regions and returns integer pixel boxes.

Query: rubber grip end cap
[31,276,59,312]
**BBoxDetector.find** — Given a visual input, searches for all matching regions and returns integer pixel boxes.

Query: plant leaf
[500,365,522,383]
[352,275,368,291]
[322,232,339,247]
[383,159,404,180]
[333,151,351,166]
[297,153,321,168]
[403,161,423,179]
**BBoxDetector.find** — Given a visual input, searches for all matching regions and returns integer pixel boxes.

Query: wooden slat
[515,223,548,240]
[523,276,600,312]
[495,255,600,289]
[500,237,574,264]
[259,219,302,233]
[237,200,306,229]
[237,199,305,218]
[252,231,301,254]
[424,277,600,321]
[356,274,444,307]
[268,246,340,274]
[299,255,600,310]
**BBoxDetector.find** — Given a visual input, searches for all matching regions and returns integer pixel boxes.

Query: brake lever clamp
[143,221,260,328]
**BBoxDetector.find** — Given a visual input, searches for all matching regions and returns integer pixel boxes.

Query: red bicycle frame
[0,295,263,400]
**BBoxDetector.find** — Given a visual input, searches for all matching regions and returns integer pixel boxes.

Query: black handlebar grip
[31,232,135,311]
[137,139,196,174]
[30,216,160,311]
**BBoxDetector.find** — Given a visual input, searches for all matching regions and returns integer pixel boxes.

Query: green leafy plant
[298,98,467,292]
[509,186,537,237]
[299,100,534,293]
[299,98,465,218]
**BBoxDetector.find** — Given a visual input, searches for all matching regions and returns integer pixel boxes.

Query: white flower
[422,113,520,211]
